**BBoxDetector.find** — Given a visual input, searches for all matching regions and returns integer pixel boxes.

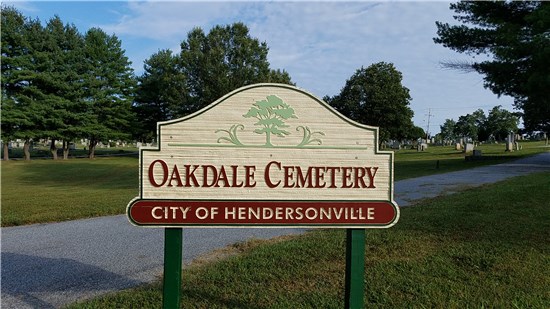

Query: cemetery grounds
[1,141,549,307]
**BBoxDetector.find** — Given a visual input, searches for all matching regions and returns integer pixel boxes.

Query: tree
[40,16,86,159]
[434,1,550,134]
[2,8,90,161]
[243,95,297,146]
[454,109,487,142]
[485,105,519,141]
[405,126,426,141]
[440,119,457,142]
[326,62,414,143]
[2,7,137,160]
[179,22,293,112]
[133,49,187,142]
[1,6,34,160]
[81,28,136,159]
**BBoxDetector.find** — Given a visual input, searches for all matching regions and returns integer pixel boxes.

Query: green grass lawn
[1,157,138,226]
[1,140,547,226]
[65,171,550,308]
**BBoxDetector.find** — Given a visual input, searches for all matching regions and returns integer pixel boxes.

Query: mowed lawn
[393,140,549,180]
[1,140,547,226]
[66,171,550,308]
[1,157,138,226]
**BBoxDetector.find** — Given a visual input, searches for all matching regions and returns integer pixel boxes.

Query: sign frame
[126,83,399,229]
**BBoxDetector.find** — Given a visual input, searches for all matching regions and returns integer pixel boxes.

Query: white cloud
[99,2,242,41]
[99,1,515,130]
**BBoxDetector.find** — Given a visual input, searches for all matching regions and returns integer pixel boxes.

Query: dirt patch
[185,234,300,269]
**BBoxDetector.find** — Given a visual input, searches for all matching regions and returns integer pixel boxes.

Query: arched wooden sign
[127,83,399,228]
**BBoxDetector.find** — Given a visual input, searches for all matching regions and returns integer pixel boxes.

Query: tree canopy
[180,23,293,111]
[133,22,294,141]
[439,105,519,143]
[81,28,136,158]
[325,62,415,143]
[434,1,550,134]
[454,109,487,142]
[1,6,136,160]
[1,7,36,160]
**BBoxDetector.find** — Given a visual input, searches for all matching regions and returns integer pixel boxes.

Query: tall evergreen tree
[434,1,550,134]
[2,7,137,160]
[1,6,28,160]
[133,49,187,142]
[1,7,48,160]
[82,28,136,158]
[40,16,86,159]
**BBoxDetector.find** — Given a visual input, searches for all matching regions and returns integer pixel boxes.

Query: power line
[417,104,510,112]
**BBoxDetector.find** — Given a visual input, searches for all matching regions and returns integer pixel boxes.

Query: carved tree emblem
[216,95,324,147]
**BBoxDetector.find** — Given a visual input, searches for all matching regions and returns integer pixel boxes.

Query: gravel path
[2,151,549,308]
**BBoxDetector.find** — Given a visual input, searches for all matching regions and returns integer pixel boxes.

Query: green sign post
[345,229,366,309]
[163,228,183,309]
[127,84,399,308]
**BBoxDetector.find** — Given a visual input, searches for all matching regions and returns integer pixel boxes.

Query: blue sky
[5,1,517,134]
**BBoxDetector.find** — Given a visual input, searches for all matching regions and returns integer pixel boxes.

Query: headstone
[506,133,514,152]
[417,143,427,152]
[455,143,461,150]
[390,141,400,150]
[464,143,474,153]
[473,149,482,157]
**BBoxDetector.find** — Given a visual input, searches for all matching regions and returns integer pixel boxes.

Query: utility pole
[425,108,433,142]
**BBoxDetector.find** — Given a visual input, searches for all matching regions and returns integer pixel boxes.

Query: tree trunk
[50,139,58,160]
[23,140,31,161]
[3,142,9,161]
[265,132,272,147]
[88,139,97,159]
[63,140,70,160]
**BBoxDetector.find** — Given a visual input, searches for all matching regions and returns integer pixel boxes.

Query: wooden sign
[127,83,399,228]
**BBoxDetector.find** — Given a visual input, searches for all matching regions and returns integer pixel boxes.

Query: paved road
[2,152,549,308]
[395,151,550,206]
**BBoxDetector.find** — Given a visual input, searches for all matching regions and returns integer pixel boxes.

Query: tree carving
[243,95,297,146]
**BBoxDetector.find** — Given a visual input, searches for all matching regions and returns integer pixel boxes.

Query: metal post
[163,228,183,309]
[344,228,365,309]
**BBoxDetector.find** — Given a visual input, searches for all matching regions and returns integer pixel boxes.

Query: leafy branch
[296,126,325,147]
[215,124,245,146]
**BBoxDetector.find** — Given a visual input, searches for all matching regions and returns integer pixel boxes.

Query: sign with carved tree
[127,83,399,228]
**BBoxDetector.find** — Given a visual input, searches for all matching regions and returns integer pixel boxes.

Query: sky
[5,1,517,134]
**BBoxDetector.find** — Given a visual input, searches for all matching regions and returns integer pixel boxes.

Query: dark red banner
[127,200,398,227]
